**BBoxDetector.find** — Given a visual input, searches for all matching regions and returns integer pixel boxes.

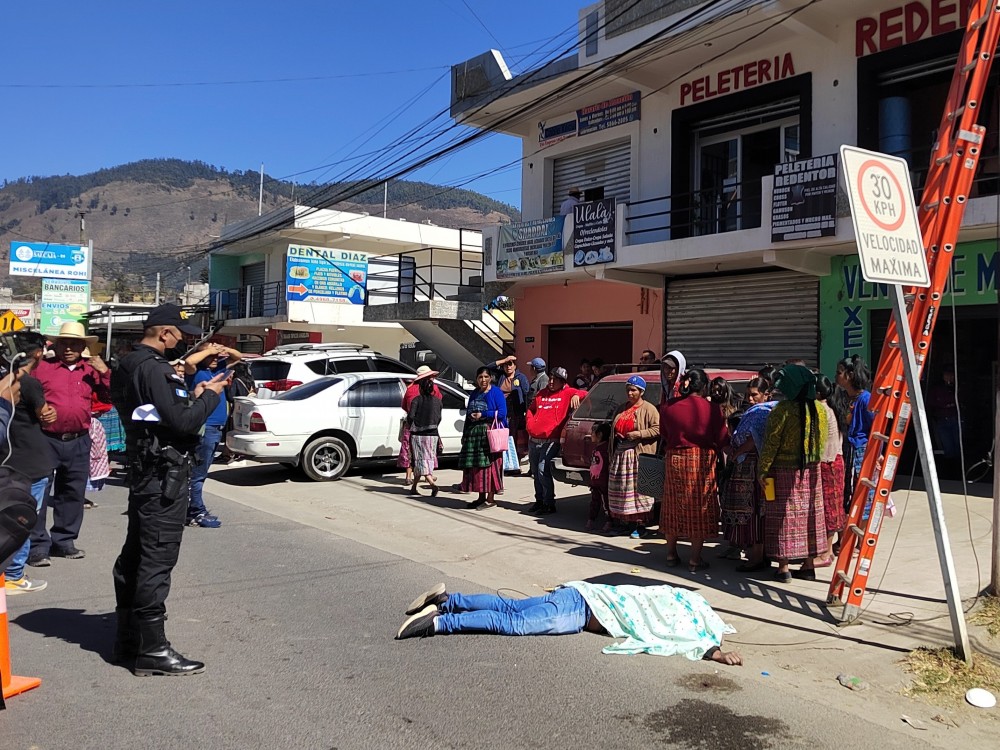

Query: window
[331,358,372,374]
[373,357,415,374]
[248,360,290,382]
[340,380,403,408]
[273,378,341,401]
[439,385,467,411]
[573,381,663,421]
[305,360,331,375]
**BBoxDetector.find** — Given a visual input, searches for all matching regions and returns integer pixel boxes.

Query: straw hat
[414,366,439,382]
[52,321,98,347]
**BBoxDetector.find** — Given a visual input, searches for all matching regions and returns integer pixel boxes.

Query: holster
[131,434,192,503]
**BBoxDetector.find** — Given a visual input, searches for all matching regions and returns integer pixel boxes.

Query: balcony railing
[624,179,763,245]
[213,280,287,321]
[366,242,483,305]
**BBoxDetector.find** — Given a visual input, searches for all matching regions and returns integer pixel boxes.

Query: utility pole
[77,210,88,244]
[383,181,388,218]
[154,272,161,305]
[258,163,264,216]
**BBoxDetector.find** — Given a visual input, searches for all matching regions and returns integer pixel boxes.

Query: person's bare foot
[709,649,743,666]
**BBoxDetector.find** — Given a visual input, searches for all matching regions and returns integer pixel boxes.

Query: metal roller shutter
[666,271,819,368]
[241,261,265,287]
[551,138,631,216]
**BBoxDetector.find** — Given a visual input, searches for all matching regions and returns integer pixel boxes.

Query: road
[0,466,984,749]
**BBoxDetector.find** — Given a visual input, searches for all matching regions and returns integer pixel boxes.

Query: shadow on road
[13,608,131,670]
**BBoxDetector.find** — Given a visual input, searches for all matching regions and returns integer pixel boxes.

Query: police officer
[110,303,227,676]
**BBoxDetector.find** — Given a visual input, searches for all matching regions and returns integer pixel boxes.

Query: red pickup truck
[552,368,758,486]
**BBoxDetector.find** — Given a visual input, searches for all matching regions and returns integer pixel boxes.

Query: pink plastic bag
[487,415,509,453]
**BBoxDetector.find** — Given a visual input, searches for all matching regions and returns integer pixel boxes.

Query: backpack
[0,466,37,570]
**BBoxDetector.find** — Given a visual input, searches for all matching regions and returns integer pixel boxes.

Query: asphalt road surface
[3,481,935,749]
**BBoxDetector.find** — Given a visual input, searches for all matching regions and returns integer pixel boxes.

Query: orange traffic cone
[0,574,41,699]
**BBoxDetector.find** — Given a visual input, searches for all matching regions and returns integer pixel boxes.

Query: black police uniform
[110,305,220,676]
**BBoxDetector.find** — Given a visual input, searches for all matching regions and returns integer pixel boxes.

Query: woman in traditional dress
[459,367,507,509]
[835,355,873,514]
[757,365,828,583]
[607,375,660,537]
[406,370,442,497]
[720,376,776,571]
[660,368,730,572]
[659,350,686,403]
[815,374,848,565]
[399,366,441,484]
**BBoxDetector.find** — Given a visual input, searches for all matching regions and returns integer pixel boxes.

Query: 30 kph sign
[841,145,929,287]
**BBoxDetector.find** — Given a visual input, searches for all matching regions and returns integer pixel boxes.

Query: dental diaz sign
[840,145,929,287]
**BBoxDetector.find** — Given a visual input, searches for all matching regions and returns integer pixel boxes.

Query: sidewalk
[207,461,1000,735]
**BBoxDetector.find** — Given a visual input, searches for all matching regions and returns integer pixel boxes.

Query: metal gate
[665,270,819,368]
[551,138,631,216]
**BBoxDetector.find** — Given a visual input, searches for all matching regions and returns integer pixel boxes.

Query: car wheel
[301,436,351,481]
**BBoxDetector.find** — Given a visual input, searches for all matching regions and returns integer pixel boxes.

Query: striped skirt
[765,465,826,559]
[397,422,412,468]
[660,446,720,540]
[461,456,504,494]
[608,442,654,521]
[721,454,764,548]
[821,455,848,535]
[410,435,439,478]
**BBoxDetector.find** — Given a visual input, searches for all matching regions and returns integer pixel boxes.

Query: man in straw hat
[110,303,227,676]
[28,321,110,567]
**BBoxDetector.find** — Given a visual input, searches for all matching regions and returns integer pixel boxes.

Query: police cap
[143,303,203,336]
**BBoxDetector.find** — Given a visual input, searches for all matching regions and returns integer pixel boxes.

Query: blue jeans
[6,477,50,580]
[529,439,559,508]
[188,425,223,517]
[435,587,589,636]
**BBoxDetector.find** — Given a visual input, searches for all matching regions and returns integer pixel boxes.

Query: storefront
[666,270,820,368]
[819,242,999,477]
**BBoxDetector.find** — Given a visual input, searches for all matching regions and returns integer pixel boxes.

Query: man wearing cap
[29,321,111,566]
[526,358,549,407]
[559,187,583,216]
[110,303,227,676]
[525,367,585,514]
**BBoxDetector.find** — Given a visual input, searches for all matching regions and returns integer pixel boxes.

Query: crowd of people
[1,321,255,598]
[394,347,877,585]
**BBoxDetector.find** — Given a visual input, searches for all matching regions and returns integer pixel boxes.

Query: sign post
[841,145,971,660]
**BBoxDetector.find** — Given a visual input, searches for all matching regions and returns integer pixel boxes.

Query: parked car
[226,371,468,481]
[249,343,415,395]
[552,368,758,486]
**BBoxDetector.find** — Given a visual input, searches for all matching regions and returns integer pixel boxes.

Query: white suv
[249,343,415,394]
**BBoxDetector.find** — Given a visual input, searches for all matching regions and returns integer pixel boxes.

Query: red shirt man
[28,322,111,563]
[524,366,585,515]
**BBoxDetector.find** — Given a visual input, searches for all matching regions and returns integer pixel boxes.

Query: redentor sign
[679,53,795,106]
[856,1,971,57]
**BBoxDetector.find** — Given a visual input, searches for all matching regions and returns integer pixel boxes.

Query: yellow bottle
[763,477,776,502]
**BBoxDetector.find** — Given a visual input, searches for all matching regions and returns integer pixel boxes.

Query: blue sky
[2,1,581,209]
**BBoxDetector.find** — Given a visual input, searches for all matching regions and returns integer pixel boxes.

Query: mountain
[0,158,520,301]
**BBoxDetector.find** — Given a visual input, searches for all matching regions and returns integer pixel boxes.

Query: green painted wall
[819,240,1000,378]
[209,252,265,290]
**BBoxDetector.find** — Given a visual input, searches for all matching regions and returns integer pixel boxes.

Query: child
[586,422,612,531]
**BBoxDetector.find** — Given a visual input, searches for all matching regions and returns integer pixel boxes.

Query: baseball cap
[143,303,203,336]
[529,357,546,370]
[550,366,569,381]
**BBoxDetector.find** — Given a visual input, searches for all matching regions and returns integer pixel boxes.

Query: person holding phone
[184,342,241,528]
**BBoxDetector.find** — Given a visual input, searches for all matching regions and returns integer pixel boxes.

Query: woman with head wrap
[606,375,661,537]
[757,365,828,583]
[659,368,730,572]
[835,355,873,515]
[659,350,686,403]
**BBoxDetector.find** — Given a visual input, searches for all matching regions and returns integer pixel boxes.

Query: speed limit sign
[841,145,930,287]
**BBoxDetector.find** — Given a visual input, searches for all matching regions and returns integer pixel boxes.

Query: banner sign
[538,118,577,149]
[285,244,368,305]
[9,241,91,280]
[573,198,616,267]
[40,279,91,335]
[771,153,839,242]
[10,304,35,327]
[497,217,565,279]
[577,91,640,136]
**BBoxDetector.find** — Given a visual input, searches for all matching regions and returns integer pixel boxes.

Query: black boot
[133,618,205,677]
[111,608,138,664]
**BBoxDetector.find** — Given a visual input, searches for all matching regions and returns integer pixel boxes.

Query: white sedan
[226,372,468,481]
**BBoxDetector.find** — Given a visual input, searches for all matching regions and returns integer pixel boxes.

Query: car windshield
[273,378,342,401]
[250,360,291,381]
[573,380,663,421]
